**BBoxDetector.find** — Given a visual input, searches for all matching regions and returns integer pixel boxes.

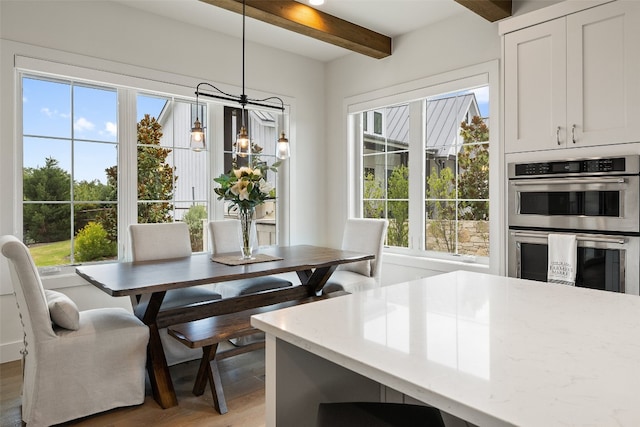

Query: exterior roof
[366,93,480,158]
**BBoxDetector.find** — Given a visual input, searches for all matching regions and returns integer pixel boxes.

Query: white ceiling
[115,0,467,62]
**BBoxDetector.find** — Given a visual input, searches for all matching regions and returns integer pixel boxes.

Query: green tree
[387,164,409,247]
[23,157,71,244]
[458,115,489,220]
[183,204,207,252]
[74,179,116,234]
[74,221,117,262]
[426,166,456,252]
[136,114,176,223]
[363,172,384,219]
[97,114,176,241]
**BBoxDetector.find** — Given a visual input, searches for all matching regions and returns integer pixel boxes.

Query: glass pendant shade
[277,131,290,159]
[236,126,251,157]
[190,118,205,151]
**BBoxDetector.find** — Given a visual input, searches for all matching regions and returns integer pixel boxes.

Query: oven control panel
[510,156,638,178]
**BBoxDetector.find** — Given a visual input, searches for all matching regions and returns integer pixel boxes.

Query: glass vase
[238,206,256,260]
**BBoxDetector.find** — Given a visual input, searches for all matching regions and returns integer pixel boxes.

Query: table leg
[133,292,178,408]
[297,265,338,295]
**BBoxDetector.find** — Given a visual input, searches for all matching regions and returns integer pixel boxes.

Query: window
[22,77,119,266]
[373,111,383,135]
[351,63,495,264]
[22,77,210,266]
[21,69,287,268]
[136,94,210,252]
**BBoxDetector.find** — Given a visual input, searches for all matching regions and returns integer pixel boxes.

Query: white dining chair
[1,235,149,427]
[208,219,294,299]
[129,222,223,365]
[208,219,294,346]
[323,218,389,294]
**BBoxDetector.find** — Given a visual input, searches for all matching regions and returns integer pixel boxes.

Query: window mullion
[407,100,424,251]
[118,88,138,261]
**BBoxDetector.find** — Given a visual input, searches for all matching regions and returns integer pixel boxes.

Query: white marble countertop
[251,270,640,427]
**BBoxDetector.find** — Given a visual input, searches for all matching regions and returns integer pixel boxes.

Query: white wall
[324,11,502,284]
[0,0,325,362]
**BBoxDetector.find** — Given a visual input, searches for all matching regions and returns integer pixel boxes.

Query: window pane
[24,138,72,202]
[74,141,117,201]
[361,104,409,245]
[425,201,457,253]
[138,201,174,223]
[458,201,489,257]
[220,107,280,246]
[23,78,71,138]
[387,201,409,247]
[73,85,117,143]
[23,202,71,245]
[385,105,409,151]
[74,203,117,262]
[176,203,208,252]
[173,147,207,203]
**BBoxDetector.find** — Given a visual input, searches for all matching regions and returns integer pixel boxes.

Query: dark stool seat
[316,402,446,427]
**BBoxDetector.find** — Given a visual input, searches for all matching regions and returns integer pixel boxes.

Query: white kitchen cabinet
[504,0,640,153]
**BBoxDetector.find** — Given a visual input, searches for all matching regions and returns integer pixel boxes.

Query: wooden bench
[167,293,345,414]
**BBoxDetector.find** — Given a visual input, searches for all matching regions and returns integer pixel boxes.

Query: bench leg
[193,344,217,396]
[208,359,227,414]
[193,344,228,415]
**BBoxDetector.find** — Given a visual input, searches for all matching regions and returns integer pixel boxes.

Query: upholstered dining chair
[0,235,149,427]
[323,218,389,294]
[129,222,222,365]
[208,219,293,299]
[208,219,294,346]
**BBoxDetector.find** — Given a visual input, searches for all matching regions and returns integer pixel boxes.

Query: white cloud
[74,117,95,132]
[41,107,53,117]
[104,121,117,137]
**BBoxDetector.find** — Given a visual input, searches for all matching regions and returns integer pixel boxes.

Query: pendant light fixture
[190,0,289,159]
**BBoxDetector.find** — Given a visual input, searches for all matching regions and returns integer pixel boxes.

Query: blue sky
[23,77,490,185]
[23,77,165,184]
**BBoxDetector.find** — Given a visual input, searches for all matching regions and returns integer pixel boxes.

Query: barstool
[316,402,446,427]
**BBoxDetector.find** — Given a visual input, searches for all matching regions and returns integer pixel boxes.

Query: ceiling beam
[199,0,392,59]
[454,0,512,22]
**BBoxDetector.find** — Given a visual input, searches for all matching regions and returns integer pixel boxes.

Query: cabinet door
[567,1,640,147]
[505,18,567,153]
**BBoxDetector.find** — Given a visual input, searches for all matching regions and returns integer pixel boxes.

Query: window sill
[382,251,490,275]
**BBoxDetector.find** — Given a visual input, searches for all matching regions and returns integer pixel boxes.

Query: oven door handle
[511,177,626,186]
[510,231,627,245]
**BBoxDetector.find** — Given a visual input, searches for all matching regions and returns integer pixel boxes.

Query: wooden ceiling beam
[199,0,392,59]
[454,0,512,22]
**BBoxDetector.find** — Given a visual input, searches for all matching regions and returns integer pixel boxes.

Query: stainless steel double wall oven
[508,155,640,295]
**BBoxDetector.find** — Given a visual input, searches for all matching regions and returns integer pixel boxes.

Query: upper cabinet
[504,1,640,153]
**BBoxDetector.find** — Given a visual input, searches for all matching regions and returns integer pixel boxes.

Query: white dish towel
[547,233,577,286]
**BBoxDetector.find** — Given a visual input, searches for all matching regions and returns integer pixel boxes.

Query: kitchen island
[251,270,640,427]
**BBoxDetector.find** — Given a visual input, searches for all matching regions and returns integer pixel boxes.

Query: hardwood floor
[0,346,267,427]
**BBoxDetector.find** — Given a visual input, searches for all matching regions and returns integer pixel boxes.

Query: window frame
[345,61,501,273]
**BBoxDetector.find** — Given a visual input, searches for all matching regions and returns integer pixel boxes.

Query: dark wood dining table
[75,245,374,409]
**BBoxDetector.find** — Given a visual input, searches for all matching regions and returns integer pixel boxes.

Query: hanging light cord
[193,0,286,112]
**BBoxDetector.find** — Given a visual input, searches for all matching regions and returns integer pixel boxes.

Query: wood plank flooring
[0,347,266,427]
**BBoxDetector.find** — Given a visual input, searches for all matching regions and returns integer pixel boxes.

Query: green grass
[29,240,71,267]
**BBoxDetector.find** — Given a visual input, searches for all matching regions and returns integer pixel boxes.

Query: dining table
[75,244,373,409]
